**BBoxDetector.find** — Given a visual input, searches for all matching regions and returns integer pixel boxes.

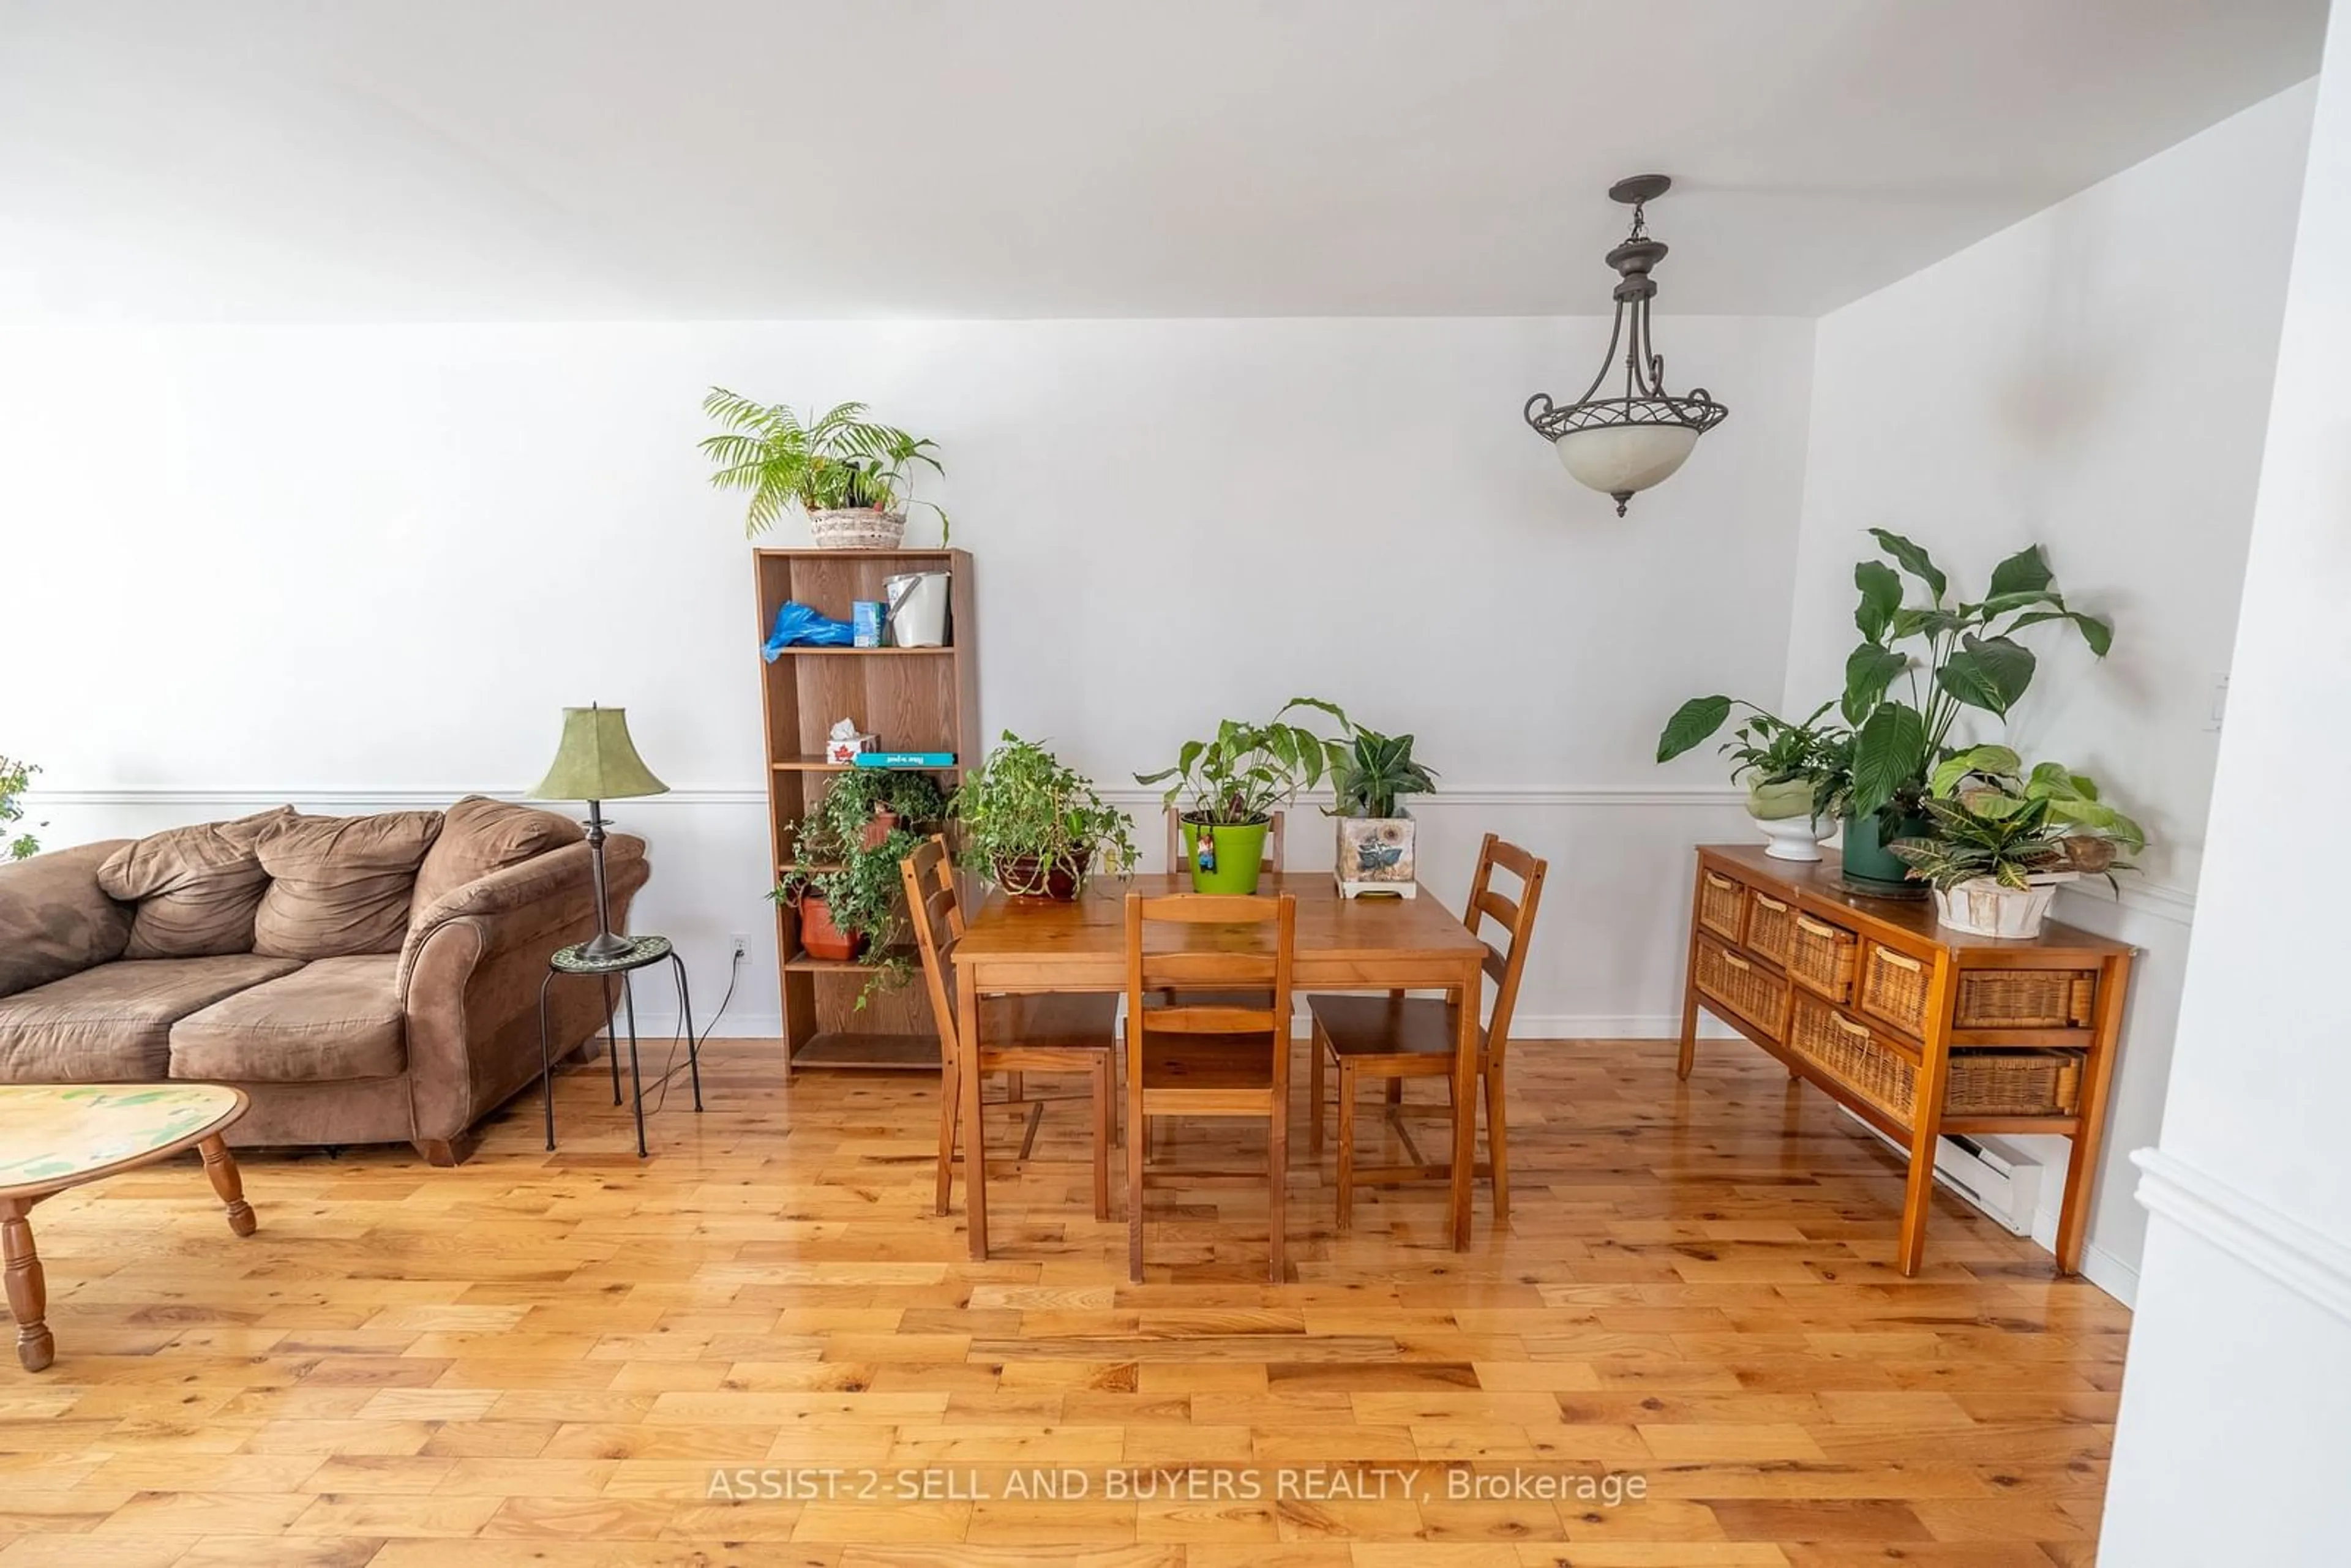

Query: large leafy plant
[953,732,1137,896]
[700,390,950,540]
[1889,795,2074,891]
[1929,745,2145,866]
[1891,745,2145,893]
[1137,700,1339,826]
[1657,699,1847,814]
[1837,530,2110,822]
[1,755,38,861]
[1280,699,1438,819]
[770,771,952,1003]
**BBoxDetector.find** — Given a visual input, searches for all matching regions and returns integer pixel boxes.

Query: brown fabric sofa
[0,798,648,1165]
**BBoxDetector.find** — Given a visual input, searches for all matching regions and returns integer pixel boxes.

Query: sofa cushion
[0,841,135,1000]
[0,955,302,1082]
[96,808,295,959]
[410,797,582,921]
[250,812,444,961]
[170,955,406,1084]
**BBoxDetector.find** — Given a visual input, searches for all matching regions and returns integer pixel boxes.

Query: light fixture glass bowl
[1555,423,1700,500]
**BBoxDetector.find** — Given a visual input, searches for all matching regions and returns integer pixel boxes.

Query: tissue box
[826,732,878,765]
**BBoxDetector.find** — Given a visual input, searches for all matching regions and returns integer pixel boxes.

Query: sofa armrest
[398,837,647,997]
[399,835,651,1145]
[0,840,135,999]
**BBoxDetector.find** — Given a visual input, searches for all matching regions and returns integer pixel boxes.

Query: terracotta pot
[795,893,868,962]
[860,808,901,852]
[994,853,1082,901]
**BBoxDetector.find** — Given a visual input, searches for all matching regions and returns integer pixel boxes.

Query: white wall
[1775,83,2317,1294]
[3,315,1813,1040]
[2103,6,2351,1559]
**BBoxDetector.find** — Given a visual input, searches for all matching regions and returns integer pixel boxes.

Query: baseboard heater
[1837,1106,2045,1237]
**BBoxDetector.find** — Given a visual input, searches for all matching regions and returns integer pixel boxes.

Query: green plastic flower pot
[1840,811,1930,897]
[1180,817,1270,894]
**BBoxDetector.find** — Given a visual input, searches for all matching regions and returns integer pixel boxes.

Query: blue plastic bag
[763,600,854,661]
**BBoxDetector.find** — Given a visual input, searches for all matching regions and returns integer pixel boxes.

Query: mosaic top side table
[538,934,703,1158]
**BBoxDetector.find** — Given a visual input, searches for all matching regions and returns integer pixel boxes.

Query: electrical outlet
[2207,673,2229,733]
[729,934,749,960]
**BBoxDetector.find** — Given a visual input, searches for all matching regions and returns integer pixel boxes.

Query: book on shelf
[851,751,956,769]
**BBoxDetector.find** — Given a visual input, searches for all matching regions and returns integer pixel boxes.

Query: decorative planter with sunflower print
[1335,814,1418,899]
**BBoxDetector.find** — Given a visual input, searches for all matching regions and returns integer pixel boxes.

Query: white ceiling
[0,0,2327,322]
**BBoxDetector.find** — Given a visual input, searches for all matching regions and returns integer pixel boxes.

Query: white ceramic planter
[1745,779,1826,861]
[1335,815,1417,898]
[1750,809,1829,861]
[1932,874,2074,939]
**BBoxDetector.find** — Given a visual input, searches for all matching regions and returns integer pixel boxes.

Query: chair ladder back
[899,835,964,1052]
[1124,892,1297,1053]
[1462,833,1548,1068]
[1164,808,1286,875]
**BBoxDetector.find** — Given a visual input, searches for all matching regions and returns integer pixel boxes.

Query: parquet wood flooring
[0,1038,2127,1564]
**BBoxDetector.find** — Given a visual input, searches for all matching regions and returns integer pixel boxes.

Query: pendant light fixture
[1524,174,1727,516]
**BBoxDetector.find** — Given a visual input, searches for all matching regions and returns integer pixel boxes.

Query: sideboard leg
[2054,950,2134,1275]
[1896,956,1959,1277]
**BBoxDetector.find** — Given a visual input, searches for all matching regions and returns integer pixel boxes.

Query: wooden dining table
[951,871,1493,1257]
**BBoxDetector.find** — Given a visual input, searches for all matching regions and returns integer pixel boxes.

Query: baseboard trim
[2132,1147,2351,1325]
[628,1012,1722,1046]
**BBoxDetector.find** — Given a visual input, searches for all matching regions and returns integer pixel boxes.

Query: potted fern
[1891,746,2145,937]
[699,389,950,549]
[953,733,1136,901]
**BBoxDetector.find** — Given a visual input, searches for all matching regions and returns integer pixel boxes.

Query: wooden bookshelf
[754,548,978,1076]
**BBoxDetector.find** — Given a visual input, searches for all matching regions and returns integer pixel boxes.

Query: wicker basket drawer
[1857,942,1933,1036]
[1695,937,1790,1038]
[1745,890,1798,968]
[1789,994,1916,1121]
[1697,869,1747,943]
[1788,913,1859,1002]
[1789,995,2085,1123]
[1954,970,2098,1030]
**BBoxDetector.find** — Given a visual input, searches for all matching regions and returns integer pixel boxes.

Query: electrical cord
[640,945,743,1114]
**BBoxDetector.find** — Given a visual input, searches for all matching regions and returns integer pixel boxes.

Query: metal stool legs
[670,952,703,1113]
[538,939,698,1158]
[620,975,647,1158]
[602,975,622,1106]
[538,970,559,1152]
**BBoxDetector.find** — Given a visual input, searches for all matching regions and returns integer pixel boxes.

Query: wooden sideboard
[1677,844,2134,1276]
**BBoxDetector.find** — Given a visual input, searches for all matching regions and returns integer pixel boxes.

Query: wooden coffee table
[0,1084,257,1371]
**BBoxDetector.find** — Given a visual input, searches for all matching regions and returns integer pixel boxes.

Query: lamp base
[579,929,636,961]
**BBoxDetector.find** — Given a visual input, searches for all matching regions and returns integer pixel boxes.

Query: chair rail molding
[2132,1147,2351,1326]
[31,784,2197,924]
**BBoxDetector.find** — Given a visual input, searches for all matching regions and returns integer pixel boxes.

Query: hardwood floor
[0,1038,2127,1565]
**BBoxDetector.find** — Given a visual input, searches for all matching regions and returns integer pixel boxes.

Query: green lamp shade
[528,705,668,803]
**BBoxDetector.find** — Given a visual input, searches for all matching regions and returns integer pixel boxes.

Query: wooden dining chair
[1306,833,1547,1230]
[1164,808,1284,876]
[1158,809,1288,1016]
[1123,891,1297,1283]
[902,836,1117,1256]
